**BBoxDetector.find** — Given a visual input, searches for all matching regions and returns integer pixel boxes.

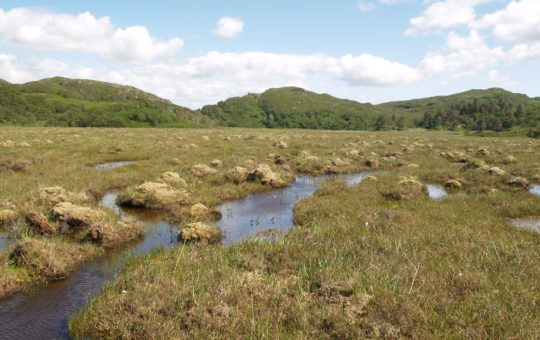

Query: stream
[0,172,370,339]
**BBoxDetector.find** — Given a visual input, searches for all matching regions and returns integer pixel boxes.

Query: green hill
[1,77,538,133]
[379,88,540,132]
[0,77,211,127]
[201,87,411,130]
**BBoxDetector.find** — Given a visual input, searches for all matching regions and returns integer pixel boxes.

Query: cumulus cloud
[358,1,376,12]
[406,0,491,35]
[474,0,540,42]
[488,69,517,87]
[213,17,244,39]
[0,8,183,63]
[507,42,540,61]
[419,30,505,77]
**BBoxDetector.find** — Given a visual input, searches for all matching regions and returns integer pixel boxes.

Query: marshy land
[0,127,539,338]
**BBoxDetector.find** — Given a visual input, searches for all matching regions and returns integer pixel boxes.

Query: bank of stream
[0,172,370,338]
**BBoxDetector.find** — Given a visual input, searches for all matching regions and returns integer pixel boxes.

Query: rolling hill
[380,88,540,131]
[0,77,538,134]
[201,87,407,130]
[0,77,211,127]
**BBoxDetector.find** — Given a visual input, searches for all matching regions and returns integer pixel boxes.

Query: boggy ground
[1,127,539,338]
[61,128,539,339]
[0,127,382,297]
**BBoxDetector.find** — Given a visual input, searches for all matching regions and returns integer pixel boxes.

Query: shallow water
[95,161,136,170]
[509,218,540,234]
[0,172,370,338]
[426,184,448,200]
[0,208,178,338]
[0,232,9,249]
[530,184,540,196]
[217,172,370,244]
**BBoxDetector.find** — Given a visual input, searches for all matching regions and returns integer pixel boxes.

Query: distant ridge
[0,77,538,134]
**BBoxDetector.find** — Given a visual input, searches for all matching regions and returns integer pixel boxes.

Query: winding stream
[0,172,370,338]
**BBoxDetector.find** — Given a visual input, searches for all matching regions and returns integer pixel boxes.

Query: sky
[0,0,539,108]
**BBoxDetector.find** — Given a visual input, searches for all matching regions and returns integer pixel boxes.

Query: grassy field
[0,127,539,337]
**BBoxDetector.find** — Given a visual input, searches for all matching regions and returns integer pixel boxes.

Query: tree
[397,116,406,130]
[375,116,386,130]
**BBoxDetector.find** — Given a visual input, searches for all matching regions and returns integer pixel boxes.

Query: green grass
[0,127,539,337]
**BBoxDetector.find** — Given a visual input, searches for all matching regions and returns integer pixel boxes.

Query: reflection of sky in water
[0,172,372,339]
[95,161,136,170]
[510,218,540,234]
[426,184,448,200]
[0,232,9,249]
[216,172,371,244]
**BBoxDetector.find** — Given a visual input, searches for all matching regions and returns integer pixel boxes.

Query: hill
[0,77,211,127]
[0,77,538,133]
[201,87,409,130]
[379,88,540,132]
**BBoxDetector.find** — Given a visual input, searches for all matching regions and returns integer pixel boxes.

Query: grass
[70,174,540,338]
[0,127,539,337]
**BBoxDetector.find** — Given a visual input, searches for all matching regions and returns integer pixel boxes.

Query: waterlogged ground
[0,127,539,338]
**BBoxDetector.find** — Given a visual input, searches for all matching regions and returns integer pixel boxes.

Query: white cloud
[488,69,517,86]
[474,0,540,42]
[0,51,420,108]
[338,54,421,85]
[406,0,491,35]
[358,1,376,12]
[213,17,244,39]
[0,8,183,63]
[507,42,540,61]
[419,30,505,77]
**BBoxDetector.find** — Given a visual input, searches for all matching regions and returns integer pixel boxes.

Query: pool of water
[217,172,371,244]
[0,171,371,338]
[426,184,448,200]
[95,161,136,170]
[0,232,9,250]
[509,218,540,234]
[530,184,540,196]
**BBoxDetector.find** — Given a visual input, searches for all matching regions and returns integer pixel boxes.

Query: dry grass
[1,127,539,337]
[63,128,540,338]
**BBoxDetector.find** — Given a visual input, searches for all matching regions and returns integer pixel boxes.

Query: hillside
[379,88,540,131]
[0,77,211,127]
[0,77,538,133]
[201,87,410,130]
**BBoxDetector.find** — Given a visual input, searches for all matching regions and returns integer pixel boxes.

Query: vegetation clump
[178,222,222,244]
[9,237,102,279]
[225,166,249,184]
[191,164,218,177]
[118,182,191,209]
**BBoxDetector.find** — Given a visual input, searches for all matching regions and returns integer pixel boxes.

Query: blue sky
[0,0,539,108]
